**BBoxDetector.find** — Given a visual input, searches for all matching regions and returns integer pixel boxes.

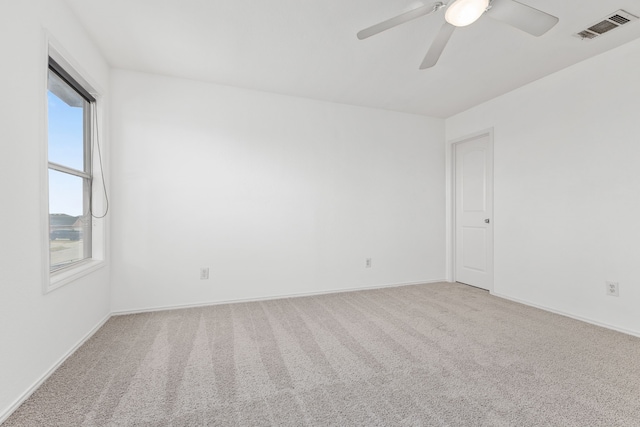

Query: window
[47,58,96,273]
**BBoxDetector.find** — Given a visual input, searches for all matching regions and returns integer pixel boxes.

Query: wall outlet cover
[605,281,619,297]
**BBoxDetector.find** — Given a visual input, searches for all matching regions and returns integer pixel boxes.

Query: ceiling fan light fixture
[445,0,489,27]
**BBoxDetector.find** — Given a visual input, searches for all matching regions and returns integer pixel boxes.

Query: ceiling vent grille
[575,10,638,40]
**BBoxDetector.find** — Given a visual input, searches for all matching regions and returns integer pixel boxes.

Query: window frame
[48,59,94,270]
[43,43,107,293]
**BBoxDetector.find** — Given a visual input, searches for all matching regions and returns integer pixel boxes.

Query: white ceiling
[64,0,640,118]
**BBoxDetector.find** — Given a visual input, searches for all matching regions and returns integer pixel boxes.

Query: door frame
[446,128,494,292]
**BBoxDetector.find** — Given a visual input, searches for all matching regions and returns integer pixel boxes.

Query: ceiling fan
[357,0,559,69]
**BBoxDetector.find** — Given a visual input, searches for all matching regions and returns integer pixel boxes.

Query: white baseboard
[111,279,448,316]
[491,291,640,339]
[0,313,112,425]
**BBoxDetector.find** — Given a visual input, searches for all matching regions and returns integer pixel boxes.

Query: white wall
[110,70,446,312]
[0,0,111,420]
[446,38,640,336]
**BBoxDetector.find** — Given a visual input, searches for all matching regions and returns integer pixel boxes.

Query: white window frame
[43,40,107,293]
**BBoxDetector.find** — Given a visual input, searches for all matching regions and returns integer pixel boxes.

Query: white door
[454,134,493,290]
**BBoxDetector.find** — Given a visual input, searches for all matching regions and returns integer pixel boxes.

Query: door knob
[484,218,490,224]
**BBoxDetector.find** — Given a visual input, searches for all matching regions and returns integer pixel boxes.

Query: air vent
[609,14,631,25]
[577,30,598,40]
[575,9,638,40]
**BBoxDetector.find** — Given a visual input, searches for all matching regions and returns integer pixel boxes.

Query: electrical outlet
[365,258,372,268]
[605,281,619,297]
[200,268,209,280]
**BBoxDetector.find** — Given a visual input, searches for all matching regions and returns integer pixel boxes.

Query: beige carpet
[5,282,640,426]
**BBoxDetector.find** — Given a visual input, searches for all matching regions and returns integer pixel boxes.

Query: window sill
[47,259,106,293]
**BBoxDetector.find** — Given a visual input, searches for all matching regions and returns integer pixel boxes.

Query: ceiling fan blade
[487,0,558,36]
[357,3,442,40]
[420,22,455,69]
